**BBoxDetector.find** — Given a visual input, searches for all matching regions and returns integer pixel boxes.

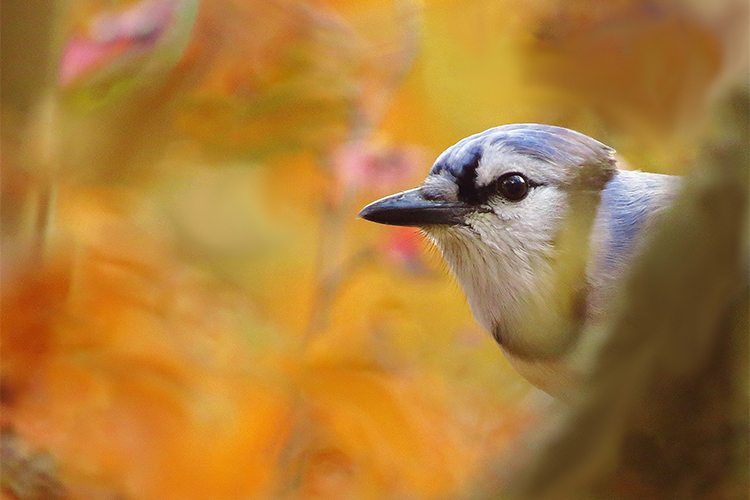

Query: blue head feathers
[430,124,617,193]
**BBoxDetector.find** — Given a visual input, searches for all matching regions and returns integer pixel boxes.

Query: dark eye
[498,173,529,201]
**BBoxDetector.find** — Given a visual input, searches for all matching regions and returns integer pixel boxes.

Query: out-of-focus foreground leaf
[6,0,417,186]
[479,84,749,500]
[2,1,747,500]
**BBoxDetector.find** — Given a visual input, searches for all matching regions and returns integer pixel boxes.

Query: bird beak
[358,187,471,227]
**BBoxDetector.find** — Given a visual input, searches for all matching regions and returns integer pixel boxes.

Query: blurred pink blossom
[333,139,427,195]
[59,0,180,86]
[379,226,430,276]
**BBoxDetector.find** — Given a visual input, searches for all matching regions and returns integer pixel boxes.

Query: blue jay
[358,96,748,498]
[359,124,682,399]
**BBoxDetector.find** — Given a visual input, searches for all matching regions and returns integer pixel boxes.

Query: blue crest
[431,124,614,181]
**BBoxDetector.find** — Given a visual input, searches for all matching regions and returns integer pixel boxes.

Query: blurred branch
[0,0,62,118]
[305,240,375,341]
[1,0,66,262]
[357,0,422,126]
[303,0,421,343]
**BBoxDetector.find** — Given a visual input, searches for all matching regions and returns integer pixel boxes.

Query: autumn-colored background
[1,0,747,499]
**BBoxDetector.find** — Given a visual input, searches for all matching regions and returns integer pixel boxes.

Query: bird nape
[359,116,749,499]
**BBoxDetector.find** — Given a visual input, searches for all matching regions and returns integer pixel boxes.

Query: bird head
[359,124,620,365]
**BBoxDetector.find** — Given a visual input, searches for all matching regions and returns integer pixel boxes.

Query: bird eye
[498,173,529,201]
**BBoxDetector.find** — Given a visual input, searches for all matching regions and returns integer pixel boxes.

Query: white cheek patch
[467,186,567,244]
[426,185,572,339]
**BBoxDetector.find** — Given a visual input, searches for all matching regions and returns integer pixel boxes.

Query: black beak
[358,188,470,227]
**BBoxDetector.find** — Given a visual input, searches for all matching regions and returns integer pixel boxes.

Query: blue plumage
[431,124,615,181]
[597,169,678,271]
[359,122,681,369]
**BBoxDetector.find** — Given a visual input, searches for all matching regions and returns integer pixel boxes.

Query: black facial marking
[430,124,616,190]
[469,173,541,206]
[430,124,615,209]
[455,147,483,205]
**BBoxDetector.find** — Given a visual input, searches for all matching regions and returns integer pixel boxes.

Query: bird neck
[585,170,682,317]
[431,169,681,395]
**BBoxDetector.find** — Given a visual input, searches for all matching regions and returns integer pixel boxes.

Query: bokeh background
[1,0,747,499]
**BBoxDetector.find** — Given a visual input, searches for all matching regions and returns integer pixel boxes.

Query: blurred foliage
[0,0,747,499]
